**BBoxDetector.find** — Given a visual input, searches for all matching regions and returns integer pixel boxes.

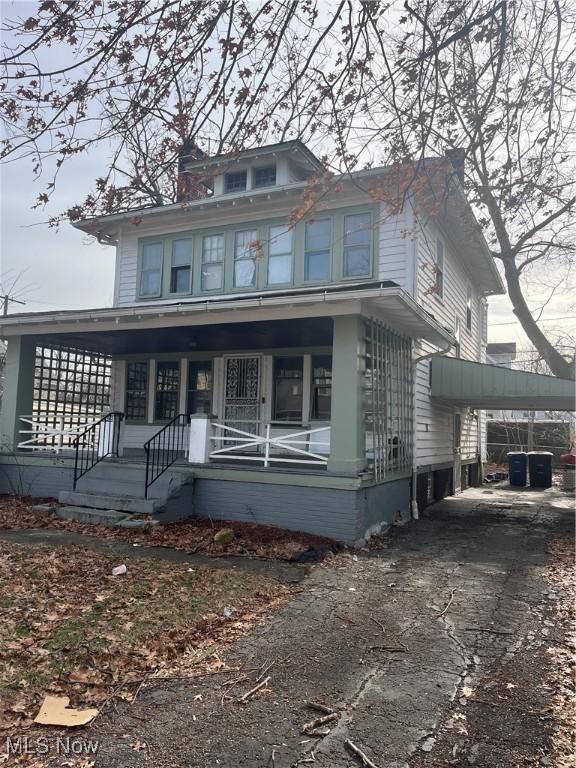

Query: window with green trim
[139,242,163,297]
[170,238,192,293]
[273,357,303,421]
[225,170,247,193]
[254,165,276,188]
[268,225,292,285]
[187,360,212,415]
[343,212,371,277]
[201,234,224,291]
[125,362,148,420]
[304,219,331,281]
[154,362,180,421]
[234,229,258,287]
[310,355,332,420]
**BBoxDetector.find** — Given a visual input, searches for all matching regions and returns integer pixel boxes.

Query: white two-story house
[1,141,573,542]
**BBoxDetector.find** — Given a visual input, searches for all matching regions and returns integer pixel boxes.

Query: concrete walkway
[82,485,573,767]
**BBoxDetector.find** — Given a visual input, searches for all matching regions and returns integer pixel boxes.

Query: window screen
[201,234,224,291]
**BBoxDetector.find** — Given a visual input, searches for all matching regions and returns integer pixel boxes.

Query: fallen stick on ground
[301,712,338,735]
[464,627,513,635]
[238,675,271,703]
[438,587,457,618]
[345,739,380,768]
[304,701,335,715]
[369,645,407,653]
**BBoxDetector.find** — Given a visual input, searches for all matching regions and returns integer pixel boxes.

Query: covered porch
[0,284,451,481]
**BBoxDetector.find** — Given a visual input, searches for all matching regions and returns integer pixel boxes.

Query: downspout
[410,340,453,520]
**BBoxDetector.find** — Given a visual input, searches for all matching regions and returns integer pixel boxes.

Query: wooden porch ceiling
[28,317,334,355]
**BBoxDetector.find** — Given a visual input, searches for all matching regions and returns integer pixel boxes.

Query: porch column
[328,315,366,474]
[0,336,36,451]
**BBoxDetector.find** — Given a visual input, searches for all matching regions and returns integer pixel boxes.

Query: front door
[223,356,262,444]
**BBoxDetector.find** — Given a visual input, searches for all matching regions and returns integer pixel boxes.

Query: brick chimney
[177,140,212,202]
[445,147,466,183]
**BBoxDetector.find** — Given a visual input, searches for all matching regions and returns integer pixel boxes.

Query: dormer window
[253,165,276,188]
[225,170,247,193]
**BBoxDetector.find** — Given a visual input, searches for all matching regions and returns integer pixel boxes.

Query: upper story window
[268,225,292,285]
[480,300,488,341]
[225,170,247,193]
[466,284,472,331]
[304,219,331,282]
[253,165,276,188]
[234,229,258,287]
[343,212,372,277]
[140,242,163,297]
[435,238,445,299]
[201,234,225,291]
[170,238,192,293]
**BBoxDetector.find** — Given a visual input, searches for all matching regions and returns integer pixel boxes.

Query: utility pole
[1,295,26,316]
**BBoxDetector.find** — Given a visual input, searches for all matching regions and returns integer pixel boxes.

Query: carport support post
[328,315,366,474]
[0,336,36,451]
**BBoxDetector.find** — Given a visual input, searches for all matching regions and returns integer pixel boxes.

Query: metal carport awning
[431,356,575,411]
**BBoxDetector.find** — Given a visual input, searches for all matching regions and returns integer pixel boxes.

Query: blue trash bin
[507,452,527,487]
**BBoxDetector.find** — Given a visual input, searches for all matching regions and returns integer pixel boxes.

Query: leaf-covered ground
[0,539,292,737]
[0,497,337,561]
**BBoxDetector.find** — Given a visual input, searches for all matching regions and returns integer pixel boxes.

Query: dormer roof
[181,139,323,175]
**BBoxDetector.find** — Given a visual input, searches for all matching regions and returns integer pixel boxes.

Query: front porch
[0,285,452,541]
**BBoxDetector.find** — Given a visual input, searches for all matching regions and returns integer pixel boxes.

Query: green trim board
[135,204,378,301]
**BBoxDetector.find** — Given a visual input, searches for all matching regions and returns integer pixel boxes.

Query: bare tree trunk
[502,259,574,380]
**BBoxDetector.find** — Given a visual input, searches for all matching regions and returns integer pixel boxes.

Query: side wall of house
[413,214,483,473]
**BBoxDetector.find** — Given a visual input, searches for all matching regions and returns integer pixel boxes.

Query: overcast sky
[0,0,574,358]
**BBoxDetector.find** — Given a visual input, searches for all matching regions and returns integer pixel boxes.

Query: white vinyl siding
[414,214,482,468]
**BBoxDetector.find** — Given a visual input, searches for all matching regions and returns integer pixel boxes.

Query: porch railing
[144,414,188,497]
[18,414,101,453]
[209,423,330,467]
[73,411,124,488]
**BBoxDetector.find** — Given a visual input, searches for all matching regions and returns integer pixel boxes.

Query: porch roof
[0,283,454,350]
[431,356,575,411]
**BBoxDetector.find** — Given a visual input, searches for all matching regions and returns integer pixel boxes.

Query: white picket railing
[209,422,330,467]
[18,414,101,453]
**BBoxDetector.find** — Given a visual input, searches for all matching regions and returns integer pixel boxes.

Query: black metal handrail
[73,411,124,489]
[144,414,188,498]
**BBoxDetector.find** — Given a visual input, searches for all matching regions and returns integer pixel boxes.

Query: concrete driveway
[90,484,573,768]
